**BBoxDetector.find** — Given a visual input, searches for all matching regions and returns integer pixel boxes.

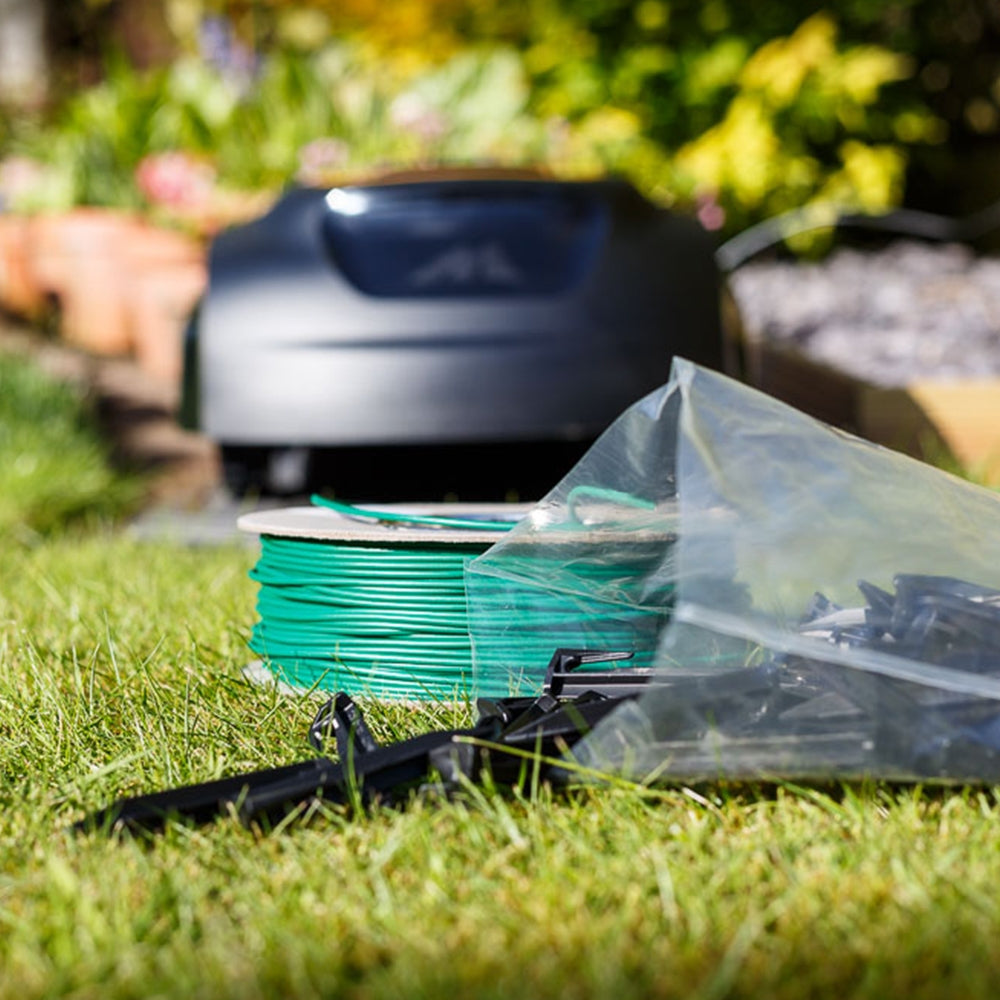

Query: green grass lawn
[0,352,142,539]
[3,349,1000,999]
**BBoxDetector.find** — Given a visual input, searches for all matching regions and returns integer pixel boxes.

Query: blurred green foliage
[0,351,141,539]
[2,45,571,220]
[3,0,999,235]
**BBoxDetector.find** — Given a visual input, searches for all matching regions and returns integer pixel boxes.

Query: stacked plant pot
[0,209,207,388]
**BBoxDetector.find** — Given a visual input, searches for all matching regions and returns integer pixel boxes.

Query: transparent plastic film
[467,388,684,695]
[470,357,1000,782]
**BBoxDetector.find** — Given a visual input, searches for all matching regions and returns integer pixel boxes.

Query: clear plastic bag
[466,358,1000,782]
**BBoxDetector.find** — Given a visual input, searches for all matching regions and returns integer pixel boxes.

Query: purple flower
[199,15,259,92]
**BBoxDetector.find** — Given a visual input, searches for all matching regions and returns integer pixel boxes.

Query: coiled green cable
[310,494,516,532]
[248,498,674,700]
[249,536,491,700]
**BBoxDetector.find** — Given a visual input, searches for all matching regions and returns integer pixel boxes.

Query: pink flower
[0,156,47,209]
[389,94,449,143]
[695,190,726,231]
[296,138,350,186]
[135,152,216,211]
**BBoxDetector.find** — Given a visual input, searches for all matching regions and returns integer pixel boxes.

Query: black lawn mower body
[180,175,729,496]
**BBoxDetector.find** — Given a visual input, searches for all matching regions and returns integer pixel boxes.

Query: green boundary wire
[249,536,489,700]
[249,497,674,701]
[310,494,517,531]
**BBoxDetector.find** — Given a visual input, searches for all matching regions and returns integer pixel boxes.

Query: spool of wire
[238,500,525,700]
[467,489,676,693]
[239,495,678,701]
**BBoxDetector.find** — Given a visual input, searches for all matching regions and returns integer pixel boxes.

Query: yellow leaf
[740,13,837,106]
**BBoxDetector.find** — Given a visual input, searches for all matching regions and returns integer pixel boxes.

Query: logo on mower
[409,242,523,289]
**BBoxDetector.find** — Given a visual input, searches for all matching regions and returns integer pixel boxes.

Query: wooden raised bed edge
[744,337,1000,486]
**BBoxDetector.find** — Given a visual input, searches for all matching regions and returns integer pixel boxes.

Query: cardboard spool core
[238,503,531,546]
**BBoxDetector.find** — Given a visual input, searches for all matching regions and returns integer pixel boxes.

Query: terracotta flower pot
[0,214,46,318]
[123,224,207,384]
[28,209,139,355]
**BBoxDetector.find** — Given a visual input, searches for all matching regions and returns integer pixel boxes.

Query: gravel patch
[729,240,1000,387]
